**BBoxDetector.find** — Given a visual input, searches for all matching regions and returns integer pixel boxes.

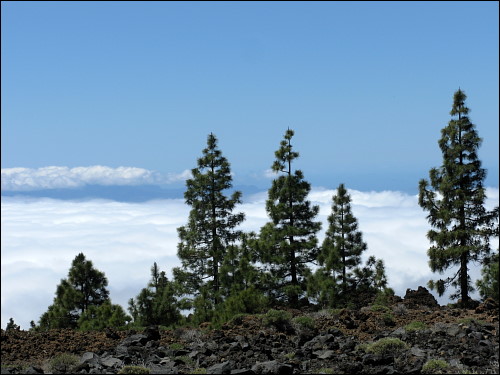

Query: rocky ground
[1,288,499,374]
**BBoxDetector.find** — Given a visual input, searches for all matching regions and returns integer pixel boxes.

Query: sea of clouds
[1,166,192,191]
[1,167,498,330]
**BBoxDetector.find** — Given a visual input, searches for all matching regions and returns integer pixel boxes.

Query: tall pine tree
[176,133,245,310]
[419,89,494,305]
[259,129,321,306]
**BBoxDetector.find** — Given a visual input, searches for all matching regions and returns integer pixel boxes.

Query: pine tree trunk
[342,208,346,294]
[211,161,219,305]
[288,143,299,307]
[460,251,469,305]
[457,109,469,306]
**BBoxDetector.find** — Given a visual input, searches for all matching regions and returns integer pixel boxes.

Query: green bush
[382,313,395,326]
[363,338,408,355]
[211,287,268,328]
[175,356,194,367]
[293,316,315,330]
[264,309,292,330]
[458,318,486,326]
[118,365,150,374]
[169,342,184,350]
[49,353,79,373]
[405,321,427,332]
[78,301,131,331]
[284,352,296,360]
[317,368,335,374]
[421,359,449,374]
[372,289,394,306]
[371,304,391,313]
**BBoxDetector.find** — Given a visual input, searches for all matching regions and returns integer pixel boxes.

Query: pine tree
[128,262,181,327]
[78,301,131,331]
[177,133,245,309]
[39,252,110,329]
[6,318,20,331]
[219,232,260,296]
[353,256,389,293]
[476,251,499,302]
[259,129,321,306]
[320,183,367,294]
[419,89,495,305]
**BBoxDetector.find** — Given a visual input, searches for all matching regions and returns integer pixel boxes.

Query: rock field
[1,288,498,374]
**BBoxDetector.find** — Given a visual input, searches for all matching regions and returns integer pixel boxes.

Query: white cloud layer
[1,166,192,191]
[1,187,498,330]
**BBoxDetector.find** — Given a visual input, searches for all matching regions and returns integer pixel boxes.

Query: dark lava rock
[403,286,439,309]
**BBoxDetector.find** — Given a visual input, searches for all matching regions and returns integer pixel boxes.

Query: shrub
[382,313,395,326]
[264,309,292,329]
[48,353,79,374]
[228,313,247,326]
[175,356,194,367]
[317,369,334,374]
[363,338,408,355]
[284,352,295,360]
[458,318,486,326]
[212,287,268,327]
[169,342,184,350]
[329,308,344,316]
[421,359,449,374]
[393,303,408,316]
[180,328,202,343]
[78,301,131,331]
[293,316,315,330]
[405,321,427,332]
[372,289,394,306]
[371,305,391,313]
[118,365,150,374]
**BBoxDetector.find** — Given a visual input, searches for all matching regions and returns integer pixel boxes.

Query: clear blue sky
[2,1,499,193]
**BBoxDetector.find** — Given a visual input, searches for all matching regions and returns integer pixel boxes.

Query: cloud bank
[1,187,498,330]
[1,166,192,191]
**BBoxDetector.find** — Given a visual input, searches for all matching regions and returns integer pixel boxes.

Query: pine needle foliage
[176,133,245,308]
[259,129,321,306]
[321,183,367,293]
[419,89,497,304]
[38,253,110,329]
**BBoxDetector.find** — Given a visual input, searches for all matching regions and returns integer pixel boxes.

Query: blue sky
[1,2,499,329]
[2,1,498,192]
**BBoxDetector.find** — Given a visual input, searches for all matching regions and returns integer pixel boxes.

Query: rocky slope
[1,288,498,374]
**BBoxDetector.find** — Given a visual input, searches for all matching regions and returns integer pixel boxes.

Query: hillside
[1,288,498,374]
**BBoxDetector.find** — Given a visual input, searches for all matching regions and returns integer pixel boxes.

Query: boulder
[120,333,148,347]
[251,360,293,374]
[475,297,498,313]
[403,286,439,309]
[207,361,232,374]
[144,325,161,341]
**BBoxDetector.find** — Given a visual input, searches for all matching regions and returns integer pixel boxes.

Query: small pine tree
[6,318,20,331]
[476,252,499,302]
[419,89,495,304]
[353,256,389,292]
[128,262,181,327]
[177,133,245,309]
[320,183,367,294]
[259,129,321,306]
[38,252,110,329]
[78,301,131,331]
